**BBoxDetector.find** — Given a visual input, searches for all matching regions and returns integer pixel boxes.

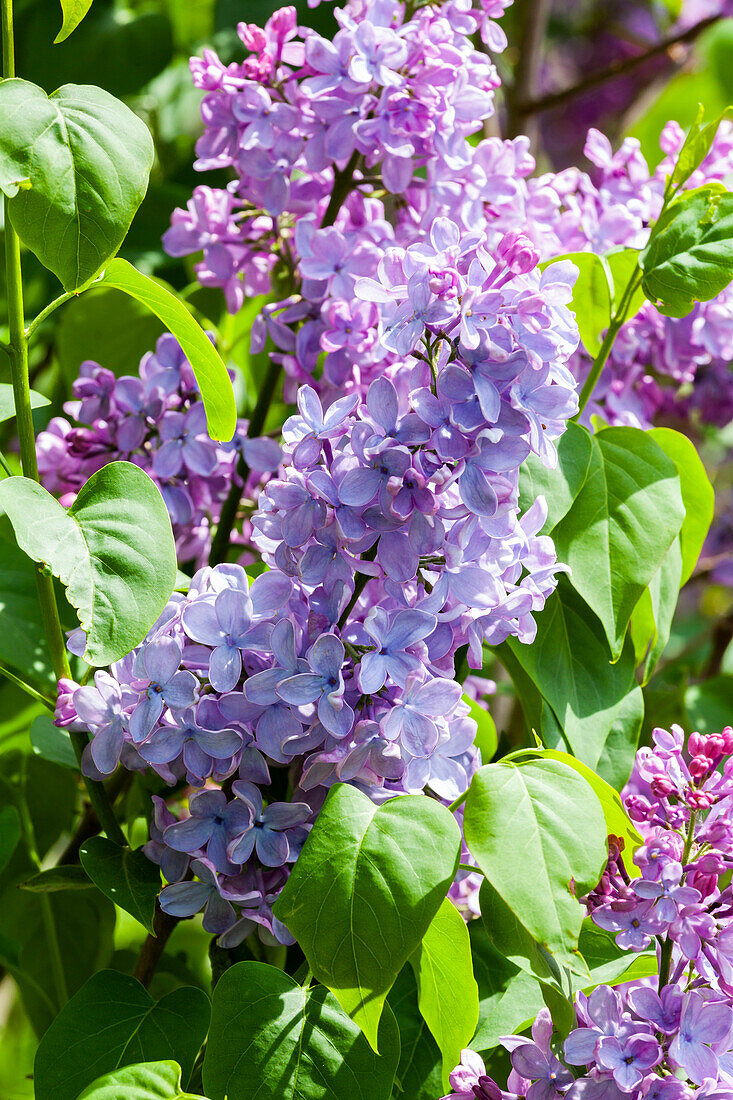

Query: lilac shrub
[443,722,733,1100]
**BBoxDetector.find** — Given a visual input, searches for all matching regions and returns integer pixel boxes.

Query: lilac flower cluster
[35,334,279,565]
[444,722,733,1100]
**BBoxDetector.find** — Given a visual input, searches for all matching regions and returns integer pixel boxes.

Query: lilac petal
[163,670,198,710]
[250,572,292,616]
[164,815,214,852]
[308,634,344,678]
[183,439,217,477]
[74,686,111,726]
[215,588,251,637]
[90,722,124,774]
[511,1046,550,1080]
[144,636,182,684]
[379,530,418,581]
[129,692,164,743]
[264,802,311,830]
[414,679,462,716]
[227,829,256,864]
[138,725,184,764]
[209,644,242,693]
[195,726,242,758]
[459,463,498,516]
[318,695,354,738]
[245,669,285,706]
[270,618,298,671]
[400,708,439,757]
[277,673,324,705]
[358,652,388,695]
[387,609,436,649]
[368,377,398,431]
[256,706,303,761]
[256,827,290,867]
[338,466,382,506]
[153,439,183,479]
[202,892,236,934]
[182,599,224,646]
[159,881,212,918]
[564,1029,600,1065]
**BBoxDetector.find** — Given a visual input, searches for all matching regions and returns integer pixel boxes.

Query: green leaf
[0,523,63,689]
[202,961,400,1100]
[640,188,733,317]
[0,383,49,424]
[80,838,160,933]
[669,104,733,193]
[274,784,461,1050]
[55,0,94,43]
[409,899,479,1087]
[552,426,685,659]
[0,461,176,666]
[30,714,77,769]
[387,968,443,1099]
[0,805,20,876]
[20,865,92,892]
[77,1061,208,1100]
[506,748,643,867]
[0,79,153,291]
[465,695,498,761]
[35,971,210,1100]
[5,889,115,1035]
[630,538,683,683]
[502,579,644,779]
[549,252,613,356]
[518,422,593,534]
[685,675,733,735]
[605,249,647,319]
[477,878,568,984]
[648,427,714,585]
[97,259,236,442]
[464,759,607,965]
[578,922,657,990]
[55,286,166,382]
[470,922,545,1053]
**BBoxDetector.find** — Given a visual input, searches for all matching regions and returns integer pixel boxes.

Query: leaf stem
[1,0,126,850]
[574,268,643,417]
[447,789,469,814]
[25,290,77,341]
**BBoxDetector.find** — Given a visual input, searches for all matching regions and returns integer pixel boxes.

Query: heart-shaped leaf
[552,426,685,659]
[35,971,210,1100]
[408,898,479,1087]
[648,427,714,585]
[464,759,607,966]
[202,962,400,1100]
[80,837,161,933]
[518,422,593,534]
[0,461,176,665]
[274,784,461,1050]
[56,0,94,43]
[0,79,153,290]
[76,1061,208,1100]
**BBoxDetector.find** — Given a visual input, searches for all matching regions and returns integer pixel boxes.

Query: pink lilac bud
[54,677,85,731]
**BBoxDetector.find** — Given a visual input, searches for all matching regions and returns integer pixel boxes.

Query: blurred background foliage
[0,1,732,1094]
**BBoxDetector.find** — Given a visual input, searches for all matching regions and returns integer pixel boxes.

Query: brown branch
[505,0,552,141]
[132,901,181,990]
[515,14,720,118]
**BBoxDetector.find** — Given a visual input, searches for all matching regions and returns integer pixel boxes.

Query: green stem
[458,862,483,875]
[447,789,469,814]
[574,270,643,418]
[208,355,282,566]
[16,775,68,1008]
[1,0,126,850]
[25,290,76,342]
[0,661,54,707]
